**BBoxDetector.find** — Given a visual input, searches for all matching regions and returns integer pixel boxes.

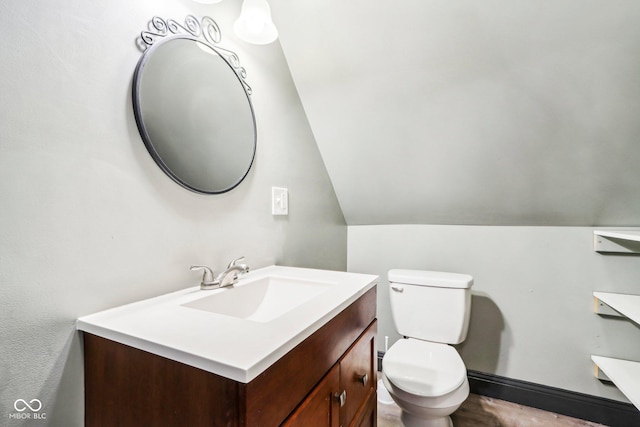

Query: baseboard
[467,370,640,427]
[377,352,640,426]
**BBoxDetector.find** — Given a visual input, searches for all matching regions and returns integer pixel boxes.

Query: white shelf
[593,292,640,325]
[594,230,640,242]
[593,230,640,253]
[592,230,640,412]
[592,355,640,411]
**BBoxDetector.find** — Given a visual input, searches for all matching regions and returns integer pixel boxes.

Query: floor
[377,383,607,427]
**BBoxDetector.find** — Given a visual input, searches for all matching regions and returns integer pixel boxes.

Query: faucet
[190,257,249,290]
[215,256,250,288]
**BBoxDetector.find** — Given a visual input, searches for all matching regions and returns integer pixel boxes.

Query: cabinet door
[340,322,376,427]
[351,390,376,427]
[283,364,340,427]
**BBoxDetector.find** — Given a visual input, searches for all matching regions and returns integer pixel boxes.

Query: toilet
[382,269,473,427]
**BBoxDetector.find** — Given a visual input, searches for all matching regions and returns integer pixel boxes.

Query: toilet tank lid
[388,269,473,289]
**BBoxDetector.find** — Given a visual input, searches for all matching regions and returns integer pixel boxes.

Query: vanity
[77,266,378,426]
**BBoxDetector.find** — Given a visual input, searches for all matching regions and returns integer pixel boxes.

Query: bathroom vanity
[78,266,378,426]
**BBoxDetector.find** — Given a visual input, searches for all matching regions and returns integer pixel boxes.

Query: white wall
[348,225,640,403]
[0,0,346,425]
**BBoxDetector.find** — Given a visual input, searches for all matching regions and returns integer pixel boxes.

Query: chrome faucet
[216,256,250,287]
[190,257,249,290]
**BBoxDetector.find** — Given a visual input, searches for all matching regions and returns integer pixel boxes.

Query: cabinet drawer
[340,321,376,427]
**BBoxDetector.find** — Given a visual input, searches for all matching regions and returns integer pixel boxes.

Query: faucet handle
[227,256,246,268]
[190,265,216,285]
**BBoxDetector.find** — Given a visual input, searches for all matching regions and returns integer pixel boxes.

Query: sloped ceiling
[269,0,640,226]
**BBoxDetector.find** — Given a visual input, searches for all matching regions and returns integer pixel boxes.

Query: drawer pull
[358,373,368,386]
[335,390,347,407]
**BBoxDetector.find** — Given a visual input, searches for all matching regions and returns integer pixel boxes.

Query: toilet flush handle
[390,285,404,292]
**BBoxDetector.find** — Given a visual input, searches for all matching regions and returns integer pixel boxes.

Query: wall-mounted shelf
[591,355,640,411]
[592,230,640,412]
[593,230,640,253]
[592,292,640,409]
[593,292,640,325]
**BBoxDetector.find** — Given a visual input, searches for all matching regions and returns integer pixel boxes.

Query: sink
[77,265,378,382]
[181,276,334,322]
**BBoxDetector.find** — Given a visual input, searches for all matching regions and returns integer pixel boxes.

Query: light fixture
[233,0,278,45]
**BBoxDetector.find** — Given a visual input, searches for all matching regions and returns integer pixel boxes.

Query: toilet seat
[383,338,466,397]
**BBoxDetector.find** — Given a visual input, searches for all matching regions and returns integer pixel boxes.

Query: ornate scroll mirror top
[133,15,256,194]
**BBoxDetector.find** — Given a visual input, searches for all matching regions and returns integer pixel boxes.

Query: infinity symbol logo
[14,399,42,412]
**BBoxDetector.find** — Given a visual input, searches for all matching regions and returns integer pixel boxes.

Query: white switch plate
[272,187,288,215]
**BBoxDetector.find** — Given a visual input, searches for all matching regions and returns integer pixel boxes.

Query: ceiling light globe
[234,0,278,45]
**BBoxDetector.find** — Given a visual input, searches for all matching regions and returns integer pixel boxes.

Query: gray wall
[348,225,640,403]
[273,0,640,226]
[0,0,346,425]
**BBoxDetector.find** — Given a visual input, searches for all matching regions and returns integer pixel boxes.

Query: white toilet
[382,269,473,427]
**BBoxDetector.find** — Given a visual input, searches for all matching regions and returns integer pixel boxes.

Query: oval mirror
[133,16,256,194]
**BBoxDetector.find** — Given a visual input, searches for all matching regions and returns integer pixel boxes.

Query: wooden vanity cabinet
[283,321,377,427]
[83,286,376,427]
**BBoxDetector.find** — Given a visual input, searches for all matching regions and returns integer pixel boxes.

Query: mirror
[133,16,256,194]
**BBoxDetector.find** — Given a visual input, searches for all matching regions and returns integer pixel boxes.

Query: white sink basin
[181,276,333,322]
[77,265,377,383]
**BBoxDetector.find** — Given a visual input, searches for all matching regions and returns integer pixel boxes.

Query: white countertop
[77,265,377,383]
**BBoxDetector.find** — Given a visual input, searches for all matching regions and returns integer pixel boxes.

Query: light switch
[272,187,288,215]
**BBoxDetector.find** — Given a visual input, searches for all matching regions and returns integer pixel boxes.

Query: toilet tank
[388,269,473,345]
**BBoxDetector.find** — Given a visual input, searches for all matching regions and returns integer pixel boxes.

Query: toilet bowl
[382,339,469,427]
[383,269,473,427]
